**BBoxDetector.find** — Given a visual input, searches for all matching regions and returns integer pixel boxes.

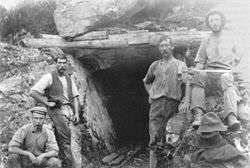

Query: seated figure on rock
[7,106,61,168]
[182,8,245,131]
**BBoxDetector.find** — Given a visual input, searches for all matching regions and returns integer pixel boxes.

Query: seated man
[187,9,244,131]
[8,106,61,168]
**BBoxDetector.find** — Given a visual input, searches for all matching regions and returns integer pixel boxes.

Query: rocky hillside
[0,42,116,167]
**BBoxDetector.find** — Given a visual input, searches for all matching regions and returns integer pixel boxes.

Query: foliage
[0,5,7,39]
[0,0,57,42]
[0,42,53,165]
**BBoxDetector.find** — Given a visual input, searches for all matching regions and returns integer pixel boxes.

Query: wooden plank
[73,31,108,41]
[22,30,209,49]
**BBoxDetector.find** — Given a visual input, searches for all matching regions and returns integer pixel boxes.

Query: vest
[45,71,74,109]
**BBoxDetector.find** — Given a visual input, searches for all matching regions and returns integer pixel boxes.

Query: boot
[227,113,241,131]
[192,108,204,129]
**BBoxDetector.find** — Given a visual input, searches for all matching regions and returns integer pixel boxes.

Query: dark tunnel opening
[93,60,154,146]
[77,46,191,147]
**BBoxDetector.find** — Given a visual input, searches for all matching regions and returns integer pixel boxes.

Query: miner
[190,112,249,168]
[30,48,80,168]
[8,106,61,168]
[143,36,189,168]
[187,9,244,131]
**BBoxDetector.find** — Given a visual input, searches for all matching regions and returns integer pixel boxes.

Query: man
[8,106,61,168]
[143,36,189,168]
[190,112,249,168]
[187,9,243,131]
[30,49,80,168]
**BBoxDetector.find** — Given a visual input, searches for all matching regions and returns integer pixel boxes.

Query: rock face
[53,0,148,38]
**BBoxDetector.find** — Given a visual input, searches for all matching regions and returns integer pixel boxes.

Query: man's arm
[71,76,80,123]
[143,62,157,94]
[29,91,55,107]
[9,146,33,157]
[179,62,191,113]
[36,150,58,164]
[9,146,38,163]
[194,37,208,70]
[73,96,80,123]
[29,74,55,108]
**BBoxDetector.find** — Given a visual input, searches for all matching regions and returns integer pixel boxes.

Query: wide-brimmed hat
[197,112,227,134]
[205,9,226,29]
[30,106,47,116]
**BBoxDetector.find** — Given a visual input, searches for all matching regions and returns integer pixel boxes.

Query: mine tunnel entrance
[77,46,190,147]
[93,60,152,146]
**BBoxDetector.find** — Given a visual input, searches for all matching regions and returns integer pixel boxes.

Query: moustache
[36,124,42,129]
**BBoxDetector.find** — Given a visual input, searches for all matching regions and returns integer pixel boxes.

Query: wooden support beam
[22,30,209,49]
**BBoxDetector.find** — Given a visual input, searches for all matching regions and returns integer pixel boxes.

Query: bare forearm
[143,83,151,94]
[9,147,32,157]
[40,150,58,158]
[73,97,79,116]
[29,91,50,106]
[183,81,191,103]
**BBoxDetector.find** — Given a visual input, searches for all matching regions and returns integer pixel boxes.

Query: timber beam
[22,30,210,49]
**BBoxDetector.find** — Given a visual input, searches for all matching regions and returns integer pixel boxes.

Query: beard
[58,67,66,75]
[35,124,43,131]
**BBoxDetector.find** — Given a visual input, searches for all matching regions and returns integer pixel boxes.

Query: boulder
[54,0,148,38]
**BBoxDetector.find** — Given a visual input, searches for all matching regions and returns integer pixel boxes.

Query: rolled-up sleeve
[177,61,188,83]
[9,128,26,148]
[31,73,52,95]
[45,128,59,153]
[143,61,157,84]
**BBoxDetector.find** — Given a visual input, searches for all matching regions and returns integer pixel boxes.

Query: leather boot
[192,108,204,129]
[227,113,241,131]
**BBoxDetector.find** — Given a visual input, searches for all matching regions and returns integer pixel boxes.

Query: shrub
[0,0,58,42]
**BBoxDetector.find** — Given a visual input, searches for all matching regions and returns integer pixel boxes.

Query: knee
[46,157,61,168]
[190,72,207,88]
[8,154,19,162]
[220,73,234,89]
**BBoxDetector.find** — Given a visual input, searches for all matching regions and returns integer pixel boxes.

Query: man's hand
[28,152,38,164]
[47,101,56,107]
[179,101,190,113]
[73,114,80,125]
[36,154,46,165]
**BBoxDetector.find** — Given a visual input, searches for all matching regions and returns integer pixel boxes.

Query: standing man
[8,106,61,168]
[143,36,189,168]
[188,9,243,131]
[30,49,80,168]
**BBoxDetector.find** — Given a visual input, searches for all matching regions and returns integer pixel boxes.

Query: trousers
[7,154,61,168]
[148,96,179,148]
[190,72,239,119]
[48,108,73,168]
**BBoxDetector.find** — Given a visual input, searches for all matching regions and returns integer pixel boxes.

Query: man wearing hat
[190,112,249,168]
[186,9,244,131]
[30,49,80,168]
[8,106,61,168]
